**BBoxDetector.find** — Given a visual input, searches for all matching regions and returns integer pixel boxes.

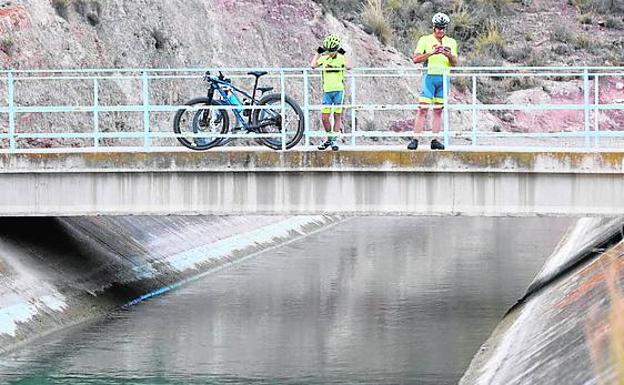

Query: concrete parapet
[1,150,624,216]
[2,149,624,174]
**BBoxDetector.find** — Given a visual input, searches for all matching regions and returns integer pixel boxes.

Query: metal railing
[0,66,623,152]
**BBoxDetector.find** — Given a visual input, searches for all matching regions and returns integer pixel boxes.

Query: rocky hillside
[0,0,443,148]
[0,0,413,69]
[314,0,624,136]
[0,0,621,143]
[315,0,624,67]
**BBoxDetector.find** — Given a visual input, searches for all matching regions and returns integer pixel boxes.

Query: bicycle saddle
[258,86,274,93]
[248,71,268,78]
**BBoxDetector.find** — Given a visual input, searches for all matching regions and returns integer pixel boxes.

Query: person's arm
[413,51,433,64]
[310,53,321,69]
[311,46,327,69]
[412,37,430,64]
[442,49,459,66]
[345,54,353,70]
[443,41,459,66]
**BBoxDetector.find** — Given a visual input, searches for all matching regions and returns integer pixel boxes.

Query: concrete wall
[460,217,624,385]
[0,214,341,353]
[2,150,624,216]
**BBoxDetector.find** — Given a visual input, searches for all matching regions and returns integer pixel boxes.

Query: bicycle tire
[251,93,305,150]
[173,97,229,151]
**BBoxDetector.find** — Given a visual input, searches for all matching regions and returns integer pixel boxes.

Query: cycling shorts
[419,74,450,104]
[321,91,345,114]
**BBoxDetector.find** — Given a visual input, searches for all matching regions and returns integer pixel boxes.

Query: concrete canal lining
[0,215,342,353]
[460,217,624,385]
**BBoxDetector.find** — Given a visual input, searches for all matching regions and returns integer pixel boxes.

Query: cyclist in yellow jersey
[408,12,459,151]
[311,34,352,151]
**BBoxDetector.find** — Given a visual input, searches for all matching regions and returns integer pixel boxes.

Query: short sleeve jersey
[415,34,458,75]
[317,53,347,92]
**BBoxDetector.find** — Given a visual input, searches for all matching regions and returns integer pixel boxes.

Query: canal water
[0,217,572,385]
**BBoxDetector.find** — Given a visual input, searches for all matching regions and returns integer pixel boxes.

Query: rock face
[1,0,412,73]
[506,78,624,133]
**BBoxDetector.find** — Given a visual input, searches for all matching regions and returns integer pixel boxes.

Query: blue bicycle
[173,71,305,150]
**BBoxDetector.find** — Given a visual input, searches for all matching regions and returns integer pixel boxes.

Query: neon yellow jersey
[415,34,458,75]
[318,53,347,92]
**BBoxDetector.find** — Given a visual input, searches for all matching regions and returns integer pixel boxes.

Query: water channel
[0,216,573,384]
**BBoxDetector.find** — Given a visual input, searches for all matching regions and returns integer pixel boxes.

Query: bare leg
[431,106,443,135]
[333,112,343,133]
[413,105,429,133]
[321,113,332,141]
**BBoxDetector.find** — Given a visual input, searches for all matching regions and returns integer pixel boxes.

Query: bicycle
[173,71,305,150]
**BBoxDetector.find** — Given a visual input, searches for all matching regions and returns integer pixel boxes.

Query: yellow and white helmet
[432,12,450,28]
[323,34,342,51]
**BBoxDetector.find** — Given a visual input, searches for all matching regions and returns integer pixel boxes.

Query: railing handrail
[1,66,623,153]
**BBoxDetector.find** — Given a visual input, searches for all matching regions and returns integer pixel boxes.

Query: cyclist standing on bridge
[311,34,352,151]
[408,12,459,151]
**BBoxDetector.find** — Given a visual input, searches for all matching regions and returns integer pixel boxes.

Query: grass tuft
[362,0,394,45]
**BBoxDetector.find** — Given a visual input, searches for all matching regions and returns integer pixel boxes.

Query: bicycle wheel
[251,93,305,150]
[173,97,229,150]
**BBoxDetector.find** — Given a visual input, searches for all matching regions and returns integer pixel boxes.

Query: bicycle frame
[210,80,254,127]
[206,74,274,130]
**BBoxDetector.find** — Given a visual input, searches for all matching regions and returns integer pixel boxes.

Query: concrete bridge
[1,148,624,216]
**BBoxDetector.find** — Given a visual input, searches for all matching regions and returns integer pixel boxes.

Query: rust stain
[2,151,624,173]
[556,242,624,309]
[584,249,624,384]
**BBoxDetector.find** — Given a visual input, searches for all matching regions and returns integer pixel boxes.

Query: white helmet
[432,12,450,28]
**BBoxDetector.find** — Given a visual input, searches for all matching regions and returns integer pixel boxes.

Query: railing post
[7,71,15,151]
[442,72,449,148]
[93,78,99,148]
[594,74,600,148]
[350,72,357,147]
[280,69,286,151]
[303,69,310,147]
[583,69,590,149]
[142,71,151,149]
[471,74,477,146]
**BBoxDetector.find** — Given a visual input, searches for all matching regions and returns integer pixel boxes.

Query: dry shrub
[52,0,70,19]
[475,23,505,56]
[570,0,622,12]
[605,16,623,29]
[478,0,512,12]
[575,33,592,49]
[551,24,573,43]
[362,0,394,45]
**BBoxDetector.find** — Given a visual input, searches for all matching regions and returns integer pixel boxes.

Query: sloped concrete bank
[460,217,624,385]
[0,215,341,353]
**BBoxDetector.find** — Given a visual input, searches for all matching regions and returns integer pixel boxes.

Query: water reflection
[0,217,572,384]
